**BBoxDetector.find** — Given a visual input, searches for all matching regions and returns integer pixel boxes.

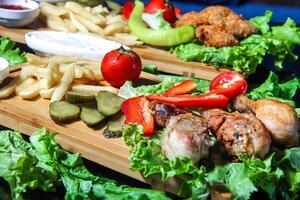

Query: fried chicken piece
[149,101,187,127]
[233,95,299,147]
[175,6,257,47]
[162,114,213,163]
[223,12,257,39]
[175,11,206,27]
[196,25,239,47]
[203,109,271,158]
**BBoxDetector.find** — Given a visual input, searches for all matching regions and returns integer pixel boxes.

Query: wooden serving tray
[0,94,183,193]
[0,25,231,81]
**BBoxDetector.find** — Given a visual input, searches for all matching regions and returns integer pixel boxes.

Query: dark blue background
[116,0,300,24]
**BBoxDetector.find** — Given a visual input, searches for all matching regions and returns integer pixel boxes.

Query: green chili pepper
[128,1,195,47]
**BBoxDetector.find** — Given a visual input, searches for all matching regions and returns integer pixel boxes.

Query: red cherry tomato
[101,46,142,88]
[122,1,135,20]
[144,0,177,24]
[210,72,248,98]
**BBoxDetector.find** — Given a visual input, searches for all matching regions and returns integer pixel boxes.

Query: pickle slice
[96,91,124,116]
[80,106,106,126]
[65,91,95,104]
[103,113,125,138]
[49,101,80,123]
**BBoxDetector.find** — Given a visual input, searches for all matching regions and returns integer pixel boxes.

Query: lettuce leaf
[247,72,300,108]
[0,129,57,200]
[0,128,170,200]
[119,75,210,99]
[0,37,26,66]
[278,147,300,199]
[171,11,300,74]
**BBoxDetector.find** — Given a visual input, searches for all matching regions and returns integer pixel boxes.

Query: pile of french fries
[0,54,118,101]
[40,1,143,46]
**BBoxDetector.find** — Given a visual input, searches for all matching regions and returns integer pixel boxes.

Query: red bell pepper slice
[121,96,154,135]
[210,72,247,98]
[122,1,135,20]
[166,80,197,96]
[147,93,229,109]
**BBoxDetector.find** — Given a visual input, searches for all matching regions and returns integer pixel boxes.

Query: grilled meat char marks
[149,101,187,127]
[162,114,214,163]
[233,95,299,147]
[176,5,257,47]
[203,109,271,159]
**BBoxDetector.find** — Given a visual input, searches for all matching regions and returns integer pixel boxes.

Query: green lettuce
[171,11,300,74]
[119,75,210,99]
[247,72,300,108]
[0,130,57,200]
[0,128,170,200]
[0,37,26,66]
[278,147,300,199]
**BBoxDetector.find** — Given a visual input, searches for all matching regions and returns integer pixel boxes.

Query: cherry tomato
[144,0,177,24]
[122,1,135,20]
[101,46,142,88]
[210,72,248,98]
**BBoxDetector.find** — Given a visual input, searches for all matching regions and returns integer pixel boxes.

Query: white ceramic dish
[0,0,39,27]
[0,57,9,85]
[25,31,128,61]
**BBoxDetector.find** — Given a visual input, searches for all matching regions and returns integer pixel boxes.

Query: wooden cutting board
[0,25,231,81]
[0,94,182,193]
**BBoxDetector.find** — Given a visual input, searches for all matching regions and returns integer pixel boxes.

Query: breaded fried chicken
[196,25,239,47]
[175,5,257,47]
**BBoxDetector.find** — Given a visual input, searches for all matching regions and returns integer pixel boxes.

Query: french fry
[92,5,109,15]
[106,15,123,25]
[48,55,79,64]
[72,84,118,95]
[18,79,44,99]
[65,2,105,25]
[74,67,84,79]
[40,2,68,17]
[63,19,77,32]
[26,53,48,66]
[103,22,126,36]
[69,12,89,33]
[39,87,56,99]
[75,14,103,35]
[91,69,103,81]
[81,66,95,80]
[15,78,36,95]
[47,16,70,32]
[51,64,74,102]
[0,76,25,98]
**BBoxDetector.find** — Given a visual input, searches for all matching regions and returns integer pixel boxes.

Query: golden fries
[0,54,104,100]
[72,84,118,95]
[51,64,74,102]
[15,78,36,94]
[39,1,141,46]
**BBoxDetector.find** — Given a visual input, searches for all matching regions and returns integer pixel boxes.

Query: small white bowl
[0,57,9,85]
[0,0,40,27]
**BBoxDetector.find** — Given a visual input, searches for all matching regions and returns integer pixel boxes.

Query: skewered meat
[203,109,271,158]
[175,5,257,47]
[162,114,213,163]
[233,95,299,147]
[149,101,187,127]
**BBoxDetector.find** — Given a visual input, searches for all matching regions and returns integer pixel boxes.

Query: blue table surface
[115,0,300,24]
